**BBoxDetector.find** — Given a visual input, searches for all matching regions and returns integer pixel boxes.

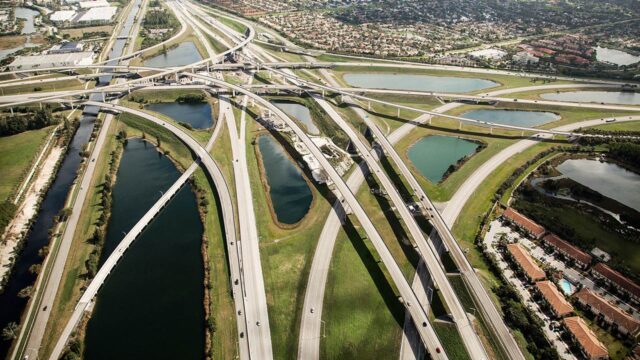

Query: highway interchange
[2,1,639,359]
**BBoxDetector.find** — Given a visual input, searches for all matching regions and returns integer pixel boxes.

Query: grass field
[592,120,640,131]
[0,126,53,202]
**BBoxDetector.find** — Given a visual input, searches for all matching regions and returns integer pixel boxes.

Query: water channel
[343,73,499,93]
[540,91,640,105]
[272,101,319,135]
[84,139,204,360]
[144,41,203,68]
[258,135,312,224]
[556,159,640,212]
[0,0,143,356]
[407,135,479,183]
[146,102,213,129]
[595,46,640,66]
[15,7,38,35]
[462,109,560,127]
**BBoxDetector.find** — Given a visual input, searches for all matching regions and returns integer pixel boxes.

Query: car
[238,310,242,315]
[310,308,314,313]
[42,306,47,311]
[256,321,261,326]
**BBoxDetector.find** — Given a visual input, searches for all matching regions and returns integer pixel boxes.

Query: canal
[343,73,498,93]
[258,135,312,224]
[147,102,213,129]
[15,7,38,35]
[144,42,203,68]
[462,109,559,127]
[84,139,204,359]
[0,0,143,356]
[408,135,480,183]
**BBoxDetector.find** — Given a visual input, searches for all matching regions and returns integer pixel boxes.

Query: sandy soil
[0,146,64,287]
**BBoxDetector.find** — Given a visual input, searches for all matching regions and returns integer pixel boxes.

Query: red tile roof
[575,288,640,336]
[564,316,608,360]
[503,208,546,238]
[507,243,546,281]
[536,281,574,317]
[593,263,640,299]
[543,233,592,265]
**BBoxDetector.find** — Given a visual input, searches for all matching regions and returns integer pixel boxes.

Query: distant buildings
[502,207,546,239]
[574,288,640,340]
[563,316,609,360]
[8,52,94,71]
[542,233,592,269]
[506,243,546,283]
[591,263,640,303]
[512,51,539,65]
[50,10,76,23]
[77,6,116,23]
[48,42,84,54]
[468,48,506,61]
[535,280,574,318]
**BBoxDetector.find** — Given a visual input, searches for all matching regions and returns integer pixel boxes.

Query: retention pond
[408,135,480,183]
[146,102,213,129]
[144,41,202,68]
[343,73,498,93]
[462,109,560,127]
[258,135,312,224]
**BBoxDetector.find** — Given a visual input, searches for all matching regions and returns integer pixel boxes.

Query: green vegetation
[139,7,180,49]
[0,125,53,201]
[0,108,59,137]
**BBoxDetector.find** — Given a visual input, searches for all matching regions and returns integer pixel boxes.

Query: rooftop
[575,288,640,336]
[563,316,608,359]
[593,263,640,299]
[543,233,592,265]
[78,6,116,22]
[507,243,546,281]
[536,280,573,317]
[503,208,546,237]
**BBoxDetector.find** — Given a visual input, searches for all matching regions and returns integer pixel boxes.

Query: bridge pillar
[489,127,493,134]
[521,130,525,137]
[459,121,462,130]
[397,108,400,118]
[322,90,324,98]
[10,107,13,115]
[367,101,370,111]
[251,98,255,107]
[174,72,179,82]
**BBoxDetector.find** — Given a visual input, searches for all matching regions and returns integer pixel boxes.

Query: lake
[258,135,312,224]
[540,91,640,106]
[147,102,213,129]
[343,73,498,93]
[408,135,480,183]
[462,109,560,127]
[144,41,203,68]
[272,101,319,135]
[84,139,204,360]
[15,7,38,35]
[557,159,640,212]
[595,46,640,66]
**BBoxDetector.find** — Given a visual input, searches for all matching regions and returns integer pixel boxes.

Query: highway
[186,71,450,359]
[175,3,274,357]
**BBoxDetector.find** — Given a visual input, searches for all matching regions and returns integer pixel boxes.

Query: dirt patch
[0,35,27,50]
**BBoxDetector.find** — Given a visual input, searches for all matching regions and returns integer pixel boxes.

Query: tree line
[0,108,60,137]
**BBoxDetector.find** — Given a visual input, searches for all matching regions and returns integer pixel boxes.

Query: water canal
[258,135,312,224]
[407,135,480,183]
[0,0,143,356]
[557,159,640,212]
[15,7,38,35]
[462,109,560,127]
[144,41,203,68]
[272,101,319,135]
[343,73,498,93]
[540,91,640,105]
[84,139,204,360]
[147,102,213,129]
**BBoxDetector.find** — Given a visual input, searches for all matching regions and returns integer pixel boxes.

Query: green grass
[592,120,640,131]
[0,126,53,201]
[321,225,404,359]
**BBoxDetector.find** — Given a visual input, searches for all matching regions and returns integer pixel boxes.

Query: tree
[2,322,19,340]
